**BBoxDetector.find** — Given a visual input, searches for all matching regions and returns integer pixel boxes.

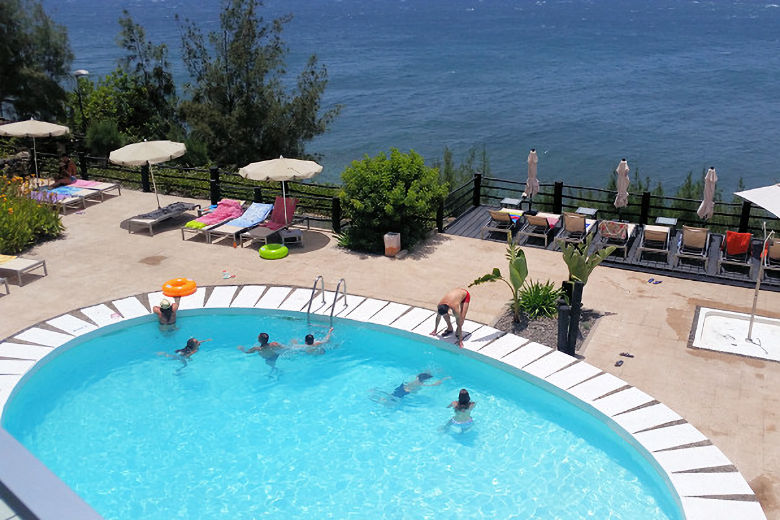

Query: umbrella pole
[150,163,161,209]
[747,229,775,343]
[32,137,39,177]
[282,181,288,225]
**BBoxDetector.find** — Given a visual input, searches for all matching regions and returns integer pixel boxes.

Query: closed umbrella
[0,119,70,177]
[526,149,539,198]
[614,158,630,209]
[109,140,186,208]
[696,167,718,220]
[238,156,323,224]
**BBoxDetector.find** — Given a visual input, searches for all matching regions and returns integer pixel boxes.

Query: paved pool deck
[1,190,779,518]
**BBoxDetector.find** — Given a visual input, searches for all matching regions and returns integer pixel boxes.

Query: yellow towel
[0,254,17,264]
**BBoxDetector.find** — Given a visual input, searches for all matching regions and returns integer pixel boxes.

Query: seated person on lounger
[52,154,78,187]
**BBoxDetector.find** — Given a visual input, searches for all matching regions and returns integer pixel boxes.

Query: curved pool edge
[0,283,767,520]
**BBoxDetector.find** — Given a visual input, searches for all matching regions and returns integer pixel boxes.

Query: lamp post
[73,69,89,135]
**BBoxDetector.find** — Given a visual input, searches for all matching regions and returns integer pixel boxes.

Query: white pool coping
[0,285,767,520]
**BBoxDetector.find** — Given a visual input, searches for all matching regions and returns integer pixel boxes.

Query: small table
[279,228,303,246]
[655,216,678,227]
[500,197,522,210]
[575,207,598,217]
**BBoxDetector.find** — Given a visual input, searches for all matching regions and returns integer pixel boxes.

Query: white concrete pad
[205,286,238,308]
[568,373,627,402]
[503,342,553,368]
[46,314,97,336]
[14,328,74,348]
[389,307,435,332]
[461,326,505,351]
[113,296,150,319]
[437,320,485,347]
[693,306,780,362]
[255,286,293,309]
[412,313,440,336]
[178,287,207,310]
[613,404,682,434]
[0,342,53,360]
[545,362,602,390]
[342,298,388,322]
[670,472,755,497]
[633,423,708,453]
[278,288,315,312]
[682,497,766,520]
[326,294,366,317]
[0,360,36,375]
[475,333,527,357]
[231,285,266,308]
[591,387,654,417]
[369,302,410,326]
[654,446,733,473]
[81,303,123,327]
[523,350,578,379]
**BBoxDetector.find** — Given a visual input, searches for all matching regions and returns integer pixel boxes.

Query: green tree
[178,0,341,167]
[470,235,529,322]
[0,0,73,120]
[339,149,448,253]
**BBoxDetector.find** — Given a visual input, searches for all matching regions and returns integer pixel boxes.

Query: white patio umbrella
[734,183,779,343]
[0,119,70,177]
[696,167,718,220]
[109,140,186,208]
[614,158,630,209]
[526,149,539,198]
[238,156,323,224]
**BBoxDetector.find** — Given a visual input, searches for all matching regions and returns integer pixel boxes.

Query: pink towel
[194,199,244,225]
[70,179,99,188]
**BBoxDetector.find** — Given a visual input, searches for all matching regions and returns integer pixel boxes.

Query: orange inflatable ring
[162,277,197,297]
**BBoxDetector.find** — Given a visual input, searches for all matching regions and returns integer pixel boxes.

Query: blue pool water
[3,310,681,519]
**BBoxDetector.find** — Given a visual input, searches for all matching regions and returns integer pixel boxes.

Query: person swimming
[238,332,284,376]
[372,372,450,404]
[153,298,178,328]
[292,327,334,355]
[443,388,476,433]
[157,337,211,371]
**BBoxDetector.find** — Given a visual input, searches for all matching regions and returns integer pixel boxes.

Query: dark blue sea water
[44,0,780,190]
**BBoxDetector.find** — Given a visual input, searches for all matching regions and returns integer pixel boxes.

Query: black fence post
[140,164,151,193]
[566,281,584,355]
[640,191,651,225]
[77,151,89,180]
[253,187,263,203]
[436,199,444,232]
[553,181,563,214]
[557,300,571,354]
[209,166,220,206]
[472,173,482,207]
[331,196,342,234]
[738,200,752,233]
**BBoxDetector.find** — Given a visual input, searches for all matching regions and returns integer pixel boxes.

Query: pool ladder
[306,275,348,326]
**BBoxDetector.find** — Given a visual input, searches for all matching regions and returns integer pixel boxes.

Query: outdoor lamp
[73,69,89,135]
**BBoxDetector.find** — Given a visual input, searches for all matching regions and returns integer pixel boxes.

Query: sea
[43,0,780,191]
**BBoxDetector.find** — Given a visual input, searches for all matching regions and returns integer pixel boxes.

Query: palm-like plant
[470,234,528,322]
[558,234,615,284]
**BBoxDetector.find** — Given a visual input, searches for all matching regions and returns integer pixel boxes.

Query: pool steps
[0,284,767,520]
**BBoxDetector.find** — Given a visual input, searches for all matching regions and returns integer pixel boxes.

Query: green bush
[86,119,124,157]
[518,280,563,319]
[0,177,64,254]
[338,148,448,253]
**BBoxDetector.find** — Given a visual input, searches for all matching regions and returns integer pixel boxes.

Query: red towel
[724,231,751,256]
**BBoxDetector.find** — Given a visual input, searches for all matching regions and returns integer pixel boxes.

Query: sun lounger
[0,255,47,285]
[764,237,780,279]
[595,220,637,259]
[239,197,298,247]
[206,202,274,245]
[181,199,245,242]
[70,179,121,201]
[638,224,671,261]
[481,209,515,240]
[717,230,752,274]
[556,212,595,245]
[516,212,560,246]
[674,225,711,269]
[0,277,8,295]
[29,189,86,213]
[127,202,201,235]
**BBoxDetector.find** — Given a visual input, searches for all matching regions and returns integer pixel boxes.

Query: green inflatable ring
[259,243,289,260]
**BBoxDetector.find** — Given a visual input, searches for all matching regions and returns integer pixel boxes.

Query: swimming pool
[2,309,682,519]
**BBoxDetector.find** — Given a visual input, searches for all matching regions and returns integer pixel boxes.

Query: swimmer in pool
[153,298,179,327]
[238,332,284,376]
[371,372,450,404]
[442,388,476,433]
[157,337,211,370]
[291,327,334,355]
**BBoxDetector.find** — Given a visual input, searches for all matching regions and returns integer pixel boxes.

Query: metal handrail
[330,278,348,326]
[306,275,326,319]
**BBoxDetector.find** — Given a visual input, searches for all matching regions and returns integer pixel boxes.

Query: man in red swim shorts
[430,288,471,348]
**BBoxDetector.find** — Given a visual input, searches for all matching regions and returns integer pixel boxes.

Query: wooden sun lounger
[0,257,47,286]
[516,212,560,246]
[674,225,711,269]
[481,209,515,240]
[595,220,637,259]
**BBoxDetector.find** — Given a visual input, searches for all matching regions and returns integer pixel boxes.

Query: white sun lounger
[76,181,121,201]
[0,257,47,285]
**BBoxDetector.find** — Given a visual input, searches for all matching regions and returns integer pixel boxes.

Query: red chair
[718,230,752,274]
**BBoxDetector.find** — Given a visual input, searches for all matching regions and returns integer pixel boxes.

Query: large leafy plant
[470,234,528,322]
[518,280,563,319]
[558,234,615,284]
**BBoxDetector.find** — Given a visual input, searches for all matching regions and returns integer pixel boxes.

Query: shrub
[86,119,124,157]
[518,280,562,319]
[338,148,448,253]
[0,177,64,254]
[469,234,528,322]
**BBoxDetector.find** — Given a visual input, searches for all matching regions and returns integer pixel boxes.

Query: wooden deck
[444,205,780,291]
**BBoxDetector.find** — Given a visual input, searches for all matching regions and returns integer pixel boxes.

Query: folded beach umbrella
[0,119,70,177]
[238,156,323,224]
[614,159,630,209]
[109,140,186,208]
[696,167,718,221]
[526,149,539,198]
